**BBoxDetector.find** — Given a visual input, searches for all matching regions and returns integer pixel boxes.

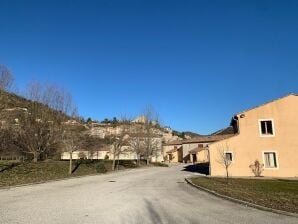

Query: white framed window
[259,119,275,137]
[262,151,278,169]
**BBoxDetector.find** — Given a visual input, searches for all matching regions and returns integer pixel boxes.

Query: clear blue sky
[0,0,297,134]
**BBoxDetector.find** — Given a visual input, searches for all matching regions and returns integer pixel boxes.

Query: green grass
[190,177,298,213]
[0,160,137,187]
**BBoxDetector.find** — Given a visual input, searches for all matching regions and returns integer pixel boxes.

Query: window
[263,152,278,168]
[259,119,275,136]
[225,152,233,162]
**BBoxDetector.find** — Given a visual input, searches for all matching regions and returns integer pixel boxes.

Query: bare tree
[130,132,145,166]
[216,143,235,182]
[142,106,161,165]
[62,129,81,175]
[26,81,77,117]
[16,81,76,162]
[0,64,14,92]
[249,160,264,177]
[109,118,131,171]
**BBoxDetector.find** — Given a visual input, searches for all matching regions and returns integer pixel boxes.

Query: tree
[0,64,14,92]
[249,160,264,177]
[216,143,235,182]
[62,129,81,175]
[130,132,145,166]
[102,118,110,124]
[16,81,77,162]
[0,127,18,157]
[142,106,161,165]
[112,117,118,127]
[109,118,130,170]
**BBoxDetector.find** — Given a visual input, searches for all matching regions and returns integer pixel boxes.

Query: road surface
[0,164,297,224]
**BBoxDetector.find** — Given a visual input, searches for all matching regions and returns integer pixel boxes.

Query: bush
[249,160,264,177]
[151,162,168,167]
[119,160,138,168]
[95,161,107,173]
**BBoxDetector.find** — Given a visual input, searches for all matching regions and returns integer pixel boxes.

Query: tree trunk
[146,157,150,165]
[226,166,229,183]
[33,152,38,163]
[112,156,116,171]
[69,151,73,175]
[116,157,120,170]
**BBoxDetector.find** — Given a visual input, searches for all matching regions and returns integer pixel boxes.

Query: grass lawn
[0,160,139,188]
[190,177,298,213]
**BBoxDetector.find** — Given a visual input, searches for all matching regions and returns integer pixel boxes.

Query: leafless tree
[130,133,145,166]
[26,81,78,117]
[0,64,14,92]
[16,81,77,162]
[249,160,264,177]
[110,118,131,171]
[142,106,161,165]
[216,143,235,182]
[62,130,81,175]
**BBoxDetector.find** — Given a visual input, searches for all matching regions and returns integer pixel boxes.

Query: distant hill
[0,90,183,148]
[172,130,201,139]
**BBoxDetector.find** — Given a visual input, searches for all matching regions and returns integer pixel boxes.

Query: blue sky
[0,0,297,134]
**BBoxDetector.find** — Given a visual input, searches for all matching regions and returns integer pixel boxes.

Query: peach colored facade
[163,143,183,163]
[206,94,298,177]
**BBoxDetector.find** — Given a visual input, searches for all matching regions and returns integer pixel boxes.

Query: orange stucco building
[204,94,298,177]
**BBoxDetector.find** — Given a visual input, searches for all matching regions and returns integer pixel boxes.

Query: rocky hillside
[0,90,196,151]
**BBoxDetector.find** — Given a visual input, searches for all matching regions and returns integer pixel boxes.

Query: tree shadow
[71,161,82,174]
[144,199,163,223]
[0,162,22,173]
[182,163,210,175]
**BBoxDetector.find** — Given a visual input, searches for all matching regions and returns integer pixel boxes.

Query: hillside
[0,90,189,158]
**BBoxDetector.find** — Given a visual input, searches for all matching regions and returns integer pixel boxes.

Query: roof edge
[235,93,297,116]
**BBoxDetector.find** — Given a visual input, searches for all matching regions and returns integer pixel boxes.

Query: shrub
[96,161,107,173]
[249,160,264,177]
[119,160,137,168]
[151,162,168,167]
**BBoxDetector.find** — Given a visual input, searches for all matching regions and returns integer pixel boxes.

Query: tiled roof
[164,134,234,145]
[166,146,182,153]
[181,134,234,144]
[163,140,184,146]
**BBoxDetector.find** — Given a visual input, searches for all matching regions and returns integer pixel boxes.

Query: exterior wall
[163,144,182,161]
[208,95,298,177]
[61,150,109,160]
[197,149,209,163]
[183,143,209,163]
[168,151,179,163]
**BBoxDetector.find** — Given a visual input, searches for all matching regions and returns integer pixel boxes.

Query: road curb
[185,177,298,218]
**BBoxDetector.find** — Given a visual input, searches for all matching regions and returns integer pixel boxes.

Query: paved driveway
[0,164,297,224]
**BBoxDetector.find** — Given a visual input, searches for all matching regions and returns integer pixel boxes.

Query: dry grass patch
[190,177,298,213]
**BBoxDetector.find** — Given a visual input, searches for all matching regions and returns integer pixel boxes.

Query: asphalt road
[0,164,297,224]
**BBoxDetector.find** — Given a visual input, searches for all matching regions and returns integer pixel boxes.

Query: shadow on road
[144,199,163,223]
[182,163,210,175]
